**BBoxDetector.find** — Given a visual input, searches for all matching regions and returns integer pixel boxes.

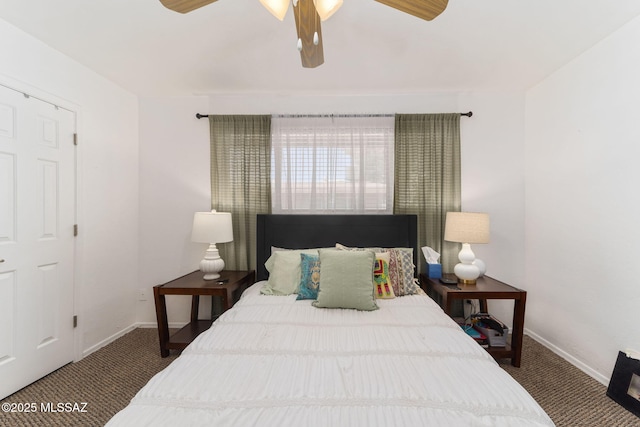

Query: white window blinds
[271,115,395,214]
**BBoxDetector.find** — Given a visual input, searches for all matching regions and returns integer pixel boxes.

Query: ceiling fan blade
[159,0,218,14]
[293,0,324,68]
[374,0,448,21]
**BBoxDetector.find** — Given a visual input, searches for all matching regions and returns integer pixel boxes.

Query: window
[270,115,395,214]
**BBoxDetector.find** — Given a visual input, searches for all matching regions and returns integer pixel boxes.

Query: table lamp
[191,210,233,280]
[444,212,490,285]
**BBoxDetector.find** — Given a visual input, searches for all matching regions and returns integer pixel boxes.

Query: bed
[107,214,554,426]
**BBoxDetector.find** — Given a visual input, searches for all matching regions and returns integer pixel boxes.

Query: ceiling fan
[159,0,449,68]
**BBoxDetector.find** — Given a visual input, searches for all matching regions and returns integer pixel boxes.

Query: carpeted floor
[0,329,638,426]
[0,329,178,427]
[501,339,640,427]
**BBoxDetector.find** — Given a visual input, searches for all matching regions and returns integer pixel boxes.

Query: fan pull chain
[296,0,302,51]
[313,5,319,46]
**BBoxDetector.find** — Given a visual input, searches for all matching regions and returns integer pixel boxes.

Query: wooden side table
[419,274,527,367]
[154,269,255,357]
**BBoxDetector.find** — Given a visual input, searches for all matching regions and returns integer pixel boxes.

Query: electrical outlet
[138,288,148,301]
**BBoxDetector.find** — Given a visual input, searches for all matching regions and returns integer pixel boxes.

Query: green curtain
[393,114,461,273]
[209,115,272,272]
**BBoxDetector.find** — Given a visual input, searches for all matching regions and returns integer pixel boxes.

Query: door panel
[0,84,76,399]
[37,159,59,240]
[37,262,59,349]
[0,152,16,243]
[0,103,15,138]
[0,270,16,365]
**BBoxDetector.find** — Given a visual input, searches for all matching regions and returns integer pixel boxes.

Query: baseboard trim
[81,322,188,358]
[81,324,137,358]
[525,328,609,386]
[135,321,188,329]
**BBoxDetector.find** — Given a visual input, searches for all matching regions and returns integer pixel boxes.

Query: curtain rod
[273,114,394,118]
[196,111,473,119]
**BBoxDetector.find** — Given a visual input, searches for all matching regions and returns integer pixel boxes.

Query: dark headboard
[256,214,418,281]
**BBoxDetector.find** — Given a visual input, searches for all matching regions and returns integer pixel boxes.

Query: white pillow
[261,249,318,295]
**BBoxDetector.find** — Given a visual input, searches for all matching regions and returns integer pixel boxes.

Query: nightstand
[154,269,255,357]
[419,273,527,367]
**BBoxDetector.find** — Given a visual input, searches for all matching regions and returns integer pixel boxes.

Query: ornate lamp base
[199,243,225,280]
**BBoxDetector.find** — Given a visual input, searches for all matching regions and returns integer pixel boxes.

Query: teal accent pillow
[296,253,321,300]
[312,249,378,311]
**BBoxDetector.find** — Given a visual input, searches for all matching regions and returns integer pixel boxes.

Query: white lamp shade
[313,0,343,20]
[444,212,490,244]
[259,0,289,20]
[191,211,233,244]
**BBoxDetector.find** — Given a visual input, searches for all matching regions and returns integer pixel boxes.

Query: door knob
[0,259,4,263]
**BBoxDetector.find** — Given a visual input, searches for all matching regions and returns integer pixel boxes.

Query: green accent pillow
[336,243,417,296]
[312,249,378,311]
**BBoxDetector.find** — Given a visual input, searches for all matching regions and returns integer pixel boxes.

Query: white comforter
[107,282,554,427]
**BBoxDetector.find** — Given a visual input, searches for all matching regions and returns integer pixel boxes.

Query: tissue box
[425,263,442,279]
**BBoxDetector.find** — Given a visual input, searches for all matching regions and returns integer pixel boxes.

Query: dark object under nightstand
[420,273,527,367]
[154,269,255,357]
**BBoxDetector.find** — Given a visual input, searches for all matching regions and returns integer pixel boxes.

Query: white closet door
[0,84,76,399]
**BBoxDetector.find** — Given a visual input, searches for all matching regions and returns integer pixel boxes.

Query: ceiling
[1,0,640,96]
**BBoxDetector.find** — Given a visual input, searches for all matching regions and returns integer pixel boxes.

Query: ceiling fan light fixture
[313,0,343,21]
[259,0,290,20]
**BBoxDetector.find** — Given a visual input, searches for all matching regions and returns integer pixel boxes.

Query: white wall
[136,91,527,324]
[524,15,640,383]
[137,96,210,324]
[0,18,140,356]
[458,92,526,324]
